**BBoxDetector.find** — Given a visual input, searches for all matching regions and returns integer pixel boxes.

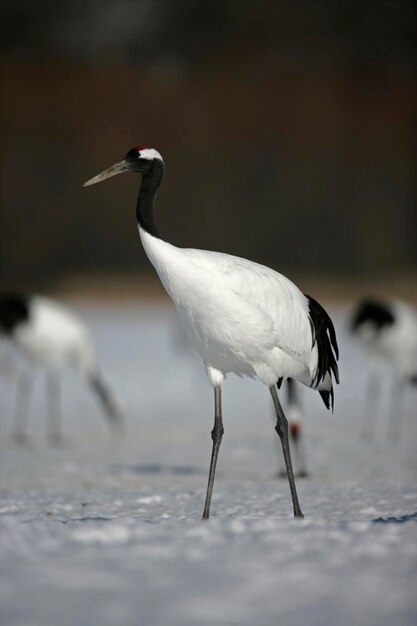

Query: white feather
[139,148,163,162]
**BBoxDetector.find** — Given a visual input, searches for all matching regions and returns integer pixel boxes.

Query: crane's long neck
[136,158,189,305]
[136,160,165,239]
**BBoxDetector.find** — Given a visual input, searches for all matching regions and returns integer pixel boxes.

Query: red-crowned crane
[84,146,339,518]
[0,293,122,444]
[351,298,417,439]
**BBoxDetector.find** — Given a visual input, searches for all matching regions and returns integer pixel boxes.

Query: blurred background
[1,0,416,302]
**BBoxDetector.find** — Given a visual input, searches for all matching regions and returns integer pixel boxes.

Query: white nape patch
[139,148,163,162]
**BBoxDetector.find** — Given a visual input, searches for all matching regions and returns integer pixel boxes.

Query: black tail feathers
[306,294,339,411]
[319,388,334,411]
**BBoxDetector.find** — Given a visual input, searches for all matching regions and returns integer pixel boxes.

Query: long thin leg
[88,371,123,435]
[362,366,380,440]
[11,371,34,444]
[287,379,308,477]
[46,370,62,445]
[388,374,404,442]
[276,380,308,478]
[290,424,308,478]
[270,385,304,518]
[202,385,224,520]
[278,426,308,478]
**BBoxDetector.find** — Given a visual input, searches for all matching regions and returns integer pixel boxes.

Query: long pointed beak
[83,160,128,187]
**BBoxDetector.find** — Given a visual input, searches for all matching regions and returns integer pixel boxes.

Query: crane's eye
[125,148,141,161]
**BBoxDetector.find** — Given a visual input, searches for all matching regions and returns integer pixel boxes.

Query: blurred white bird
[351,298,417,439]
[84,145,339,518]
[0,293,123,444]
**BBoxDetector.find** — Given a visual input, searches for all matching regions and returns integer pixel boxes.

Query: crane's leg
[290,423,309,478]
[276,380,308,478]
[362,366,380,440]
[11,371,33,445]
[278,428,308,478]
[270,385,304,518]
[287,379,308,477]
[88,371,124,436]
[387,375,405,442]
[202,385,224,520]
[46,370,63,445]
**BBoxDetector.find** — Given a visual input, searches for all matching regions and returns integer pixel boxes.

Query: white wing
[171,247,315,369]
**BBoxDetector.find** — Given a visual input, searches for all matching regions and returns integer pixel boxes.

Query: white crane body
[0,293,122,442]
[13,296,94,375]
[353,299,417,379]
[351,298,417,439]
[140,229,323,390]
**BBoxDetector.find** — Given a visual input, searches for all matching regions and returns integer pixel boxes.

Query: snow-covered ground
[0,303,416,626]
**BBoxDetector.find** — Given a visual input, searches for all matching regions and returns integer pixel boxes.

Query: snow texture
[0,304,416,626]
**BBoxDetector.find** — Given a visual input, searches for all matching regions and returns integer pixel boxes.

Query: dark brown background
[1,1,416,301]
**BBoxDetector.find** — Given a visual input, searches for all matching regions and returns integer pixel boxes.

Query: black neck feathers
[136,160,165,239]
[351,300,394,331]
[0,293,30,336]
